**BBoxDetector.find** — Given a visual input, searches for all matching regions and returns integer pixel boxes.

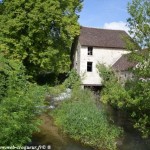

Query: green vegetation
[127,0,150,49]
[63,69,81,89]
[97,63,131,109]
[0,0,149,147]
[0,0,83,145]
[127,0,150,138]
[97,63,150,138]
[46,69,81,97]
[0,0,83,79]
[53,89,123,150]
[96,0,150,138]
[48,84,66,97]
[0,53,46,145]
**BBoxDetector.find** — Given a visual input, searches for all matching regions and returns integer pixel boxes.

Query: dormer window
[88,47,93,55]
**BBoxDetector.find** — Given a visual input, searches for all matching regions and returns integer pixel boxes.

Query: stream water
[29,100,150,150]
[29,113,94,150]
[105,105,150,150]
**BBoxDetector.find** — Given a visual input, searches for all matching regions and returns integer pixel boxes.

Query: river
[30,113,94,150]
[105,105,150,150]
[29,102,150,150]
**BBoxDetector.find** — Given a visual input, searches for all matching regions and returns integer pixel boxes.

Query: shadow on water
[103,104,150,150]
[29,113,94,150]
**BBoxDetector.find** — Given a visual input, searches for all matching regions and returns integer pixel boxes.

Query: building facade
[72,26,131,87]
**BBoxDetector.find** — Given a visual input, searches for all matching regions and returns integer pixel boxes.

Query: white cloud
[103,21,129,34]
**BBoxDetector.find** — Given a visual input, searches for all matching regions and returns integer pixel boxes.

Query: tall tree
[127,0,150,49]
[127,0,150,137]
[0,0,83,78]
[97,0,150,138]
[0,51,45,145]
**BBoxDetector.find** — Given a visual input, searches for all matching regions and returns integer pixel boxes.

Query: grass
[52,88,123,150]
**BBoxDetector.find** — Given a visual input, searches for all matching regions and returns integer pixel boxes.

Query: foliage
[97,0,150,138]
[125,79,150,138]
[97,63,132,109]
[0,53,45,145]
[53,89,123,150]
[127,0,150,49]
[47,84,66,97]
[97,63,115,83]
[0,0,83,78]
[127,0,150,138]
[127,0,150,82]
[63,69,81,89]
[97,63,150,138]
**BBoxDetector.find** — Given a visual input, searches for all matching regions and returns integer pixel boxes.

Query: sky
[78,0,132,33]
[0,0,132,33]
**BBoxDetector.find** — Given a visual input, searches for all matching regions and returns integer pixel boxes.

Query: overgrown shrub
[0,54,45,145]
[47,84,66,97]
[97,63,132,109]
[46,69,81,98]
[97,63,150,138]
[53,89,123,150]
[63,69,81,89]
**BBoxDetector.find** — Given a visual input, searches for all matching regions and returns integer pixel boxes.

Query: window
[88,47,93,55]
[87,62,93,72]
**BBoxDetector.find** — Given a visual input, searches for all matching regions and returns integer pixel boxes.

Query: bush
[46,69,81,98]
[63,69,81,89]
[97,63,132,109]
[0,54,45,145]
[47,84,66,97]
[53,89,123,150]
[97,63,150,138]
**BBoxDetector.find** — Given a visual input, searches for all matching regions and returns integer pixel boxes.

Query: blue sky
[78,0,132,32]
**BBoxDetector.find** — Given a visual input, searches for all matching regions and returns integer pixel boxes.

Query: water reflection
[30,105,150,150]
[119,132,150,150]
[105,104,150,150]
[30,114,93,150]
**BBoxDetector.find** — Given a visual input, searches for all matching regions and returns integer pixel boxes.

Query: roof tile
[79,26,129,49]
[112,54,137,71]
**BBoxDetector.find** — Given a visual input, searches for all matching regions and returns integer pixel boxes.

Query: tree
[99,0,150,138]
[97,62,150,138]
[127,0,150,77]
[127,0,150,49]
[0,51,45,145]
[127,0,150,138]
[0,0,83,79]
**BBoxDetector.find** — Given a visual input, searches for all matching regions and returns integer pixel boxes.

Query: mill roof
[79,26,129,49]
[112,54,137,71]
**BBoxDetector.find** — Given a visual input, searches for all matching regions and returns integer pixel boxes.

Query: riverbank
[30,86,150,150]
[30,110,150,150]
[31,113,94,150]
[52,89,123,150]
